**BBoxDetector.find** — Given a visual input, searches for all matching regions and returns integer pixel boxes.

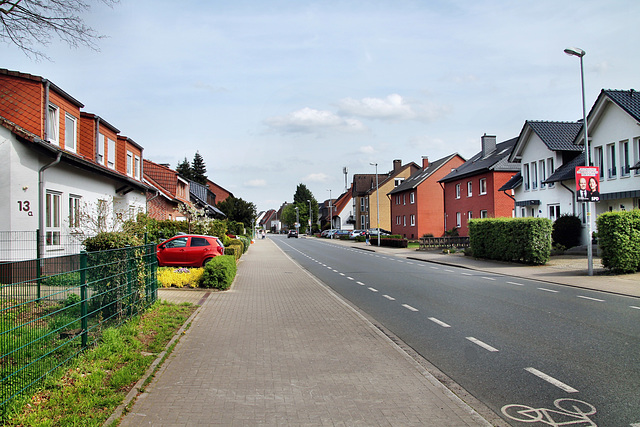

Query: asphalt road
[272,235,640,427]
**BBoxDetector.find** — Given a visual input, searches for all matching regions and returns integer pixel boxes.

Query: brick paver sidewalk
[120,239,490,426]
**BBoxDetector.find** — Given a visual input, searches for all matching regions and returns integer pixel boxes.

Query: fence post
[36,229,41,300]
[80,251,88,349]
[127,247,133,318]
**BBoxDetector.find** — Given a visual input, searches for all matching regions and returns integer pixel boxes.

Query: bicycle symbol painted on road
[501,398,597,426]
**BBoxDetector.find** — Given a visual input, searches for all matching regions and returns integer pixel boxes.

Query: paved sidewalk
[121,239,490,426]
[321,237,640,298]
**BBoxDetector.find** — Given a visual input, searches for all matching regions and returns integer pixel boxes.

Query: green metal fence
[0,244,158,416]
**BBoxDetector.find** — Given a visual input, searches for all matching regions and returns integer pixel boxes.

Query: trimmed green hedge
[380,237,408,248]
[468,217,552,265]
[596,210,640,273]
[200,255,237,290]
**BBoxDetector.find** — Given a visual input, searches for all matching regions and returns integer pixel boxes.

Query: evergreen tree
[176,157,193,181]
[293,184,314,204]
[192,151,208,184]
[216,196,257,229]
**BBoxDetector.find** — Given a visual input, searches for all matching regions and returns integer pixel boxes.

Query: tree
[216,196,257,230]
[292,184,318,233]
[293,183,313,205]
[176,157,194,181]
[1,0,117,60]
[191,151,208,184]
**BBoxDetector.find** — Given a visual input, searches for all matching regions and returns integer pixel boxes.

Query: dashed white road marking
[356,281,366,286]
[428,317,451,328]
[383,295,395,301]
[466,337,499,352]
[577,295,605,302]
[631,306,640,310]
[402,304,419,312]
[339,272,345,276]
[525,367,578,393]
[538,287,559,293]
[481,277,496,281]
[507,281,524,286]
[430,266,439,270]
[368,287,378,292]
[445,269,454,273]
[462,272,472,276]
[347,277,354,281]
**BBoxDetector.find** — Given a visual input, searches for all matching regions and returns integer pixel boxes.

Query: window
[594,147,604,179]
[97,199,107,230]
[403,215,406,226]
[620,140,630,177]
[45,191,61,246]
[97,136,105,165]
[548,204,560,222]
[523,164,530,191]
[410,214,415,226]
[531,162,538,189]
[479,178,487,195]
[480,210,488,218]
[455,183,461,199]
[607,143,617,178]
[47,104,59,145]
[456,212,461,228]
[64,113,77,152]
[360,215,366,227]
[539,160,546,189]
[107,138,116,169]
[403,194,406,205]
[126,151,133,176]
[191,237,210,247]
[410,192,415,204]
[360,197,366,211]
[468,211,473,221]
[634,138,640,175]
[467,181,472,197]
[547,158,555,188]
[394,178,405,187]
[69,195,81,228]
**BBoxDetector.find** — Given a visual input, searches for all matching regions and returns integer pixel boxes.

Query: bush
[227,240,244,258]
[224,246,239,260]
[200,255,237,290]
[380,237,408,248]
[552,214,583,248]
[596,210,640,273]
[83,232,141,251]
[237,236,251,253]
[469,217,552,265]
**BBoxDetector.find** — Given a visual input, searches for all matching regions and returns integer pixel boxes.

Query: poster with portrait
[575,166,600,202]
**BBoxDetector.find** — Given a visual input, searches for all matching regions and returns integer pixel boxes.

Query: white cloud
[264,107,366,134]
[359,145,375,154]
[303,173,329,182]
[337,94,448,122]
[245,179,267,188]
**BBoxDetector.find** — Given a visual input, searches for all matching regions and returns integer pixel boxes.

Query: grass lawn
[3,301,196,426]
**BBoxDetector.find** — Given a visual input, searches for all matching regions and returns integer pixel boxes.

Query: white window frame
[403,215,406,226]
[620,140,630,177]
[126,151,133,177]
[455,183,461,199]
[594,146,604,179]
[634,137,640,176]
[607,143,617,178]
[531,162,538,190]
[107,137,116,169]
[547,157,555,188]
[410,214,415,226]
[410,192,415,204]
[360,197,366,211]
[135,155,141,179]
[64,113,77,153]
[456,212,461,228]
[467,181,472,197]
[468,211,473,220]
[394,178,404,187]
[479,178,487,195]
[548,204,560,222]
[69,195,81,228]
[480,210,488,218]
[45,191,62,247]
[403,194,406,205]
[539,160,546,189]
[523,164,530,191]
[97,135,105,165]
[47,104,59,145]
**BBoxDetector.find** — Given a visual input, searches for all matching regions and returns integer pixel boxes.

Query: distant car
[321,229,338,238]
[368,228,392,236]
[156,234,224,267]
[288,230,298,238]
[349,230,364,239]
[334,230,351,238]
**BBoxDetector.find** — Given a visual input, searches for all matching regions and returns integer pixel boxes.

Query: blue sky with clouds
[3,0,639,211]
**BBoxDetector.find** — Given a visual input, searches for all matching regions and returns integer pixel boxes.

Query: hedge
[380,236,408,248]
[200,255,237,290]
[468,217,552,265]
[596,210,640,273]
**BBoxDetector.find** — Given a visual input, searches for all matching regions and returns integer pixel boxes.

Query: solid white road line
[428,317,451,327]
[402,304,419,312]
[538,288,559,293]
[631,306,640,310]
[383,295,395,301]
[466,337,499,352]
[577,295,605,302]
[525,367,578,393]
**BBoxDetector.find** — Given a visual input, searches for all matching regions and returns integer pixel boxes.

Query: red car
[156,234,224,267]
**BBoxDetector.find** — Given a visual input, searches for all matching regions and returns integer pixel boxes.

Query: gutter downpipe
[561,182,577,216]
[38,151,62,297]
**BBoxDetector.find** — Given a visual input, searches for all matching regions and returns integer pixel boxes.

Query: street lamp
[327,189,333,239]
[370,162,380,247]
[295,206,299,235]
[307,199,312,235]
[564,46,593,276]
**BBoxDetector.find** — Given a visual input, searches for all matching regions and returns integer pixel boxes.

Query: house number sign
[17,201,34,216]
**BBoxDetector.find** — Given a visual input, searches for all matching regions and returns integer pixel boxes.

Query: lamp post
[370,162,380,247]
[327,189,333,238]
[564,46,593,276]
[295,206,299,235]
[307,199,312,235]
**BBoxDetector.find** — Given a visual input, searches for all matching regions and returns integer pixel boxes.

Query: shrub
[157,267,204,288]
[224,246,239,260]
[83,232,141,251]
[596,210,640,273]
[237,236,251,253]
[380,237,408,248]
[200,255,237,290]
[552,214,582,248]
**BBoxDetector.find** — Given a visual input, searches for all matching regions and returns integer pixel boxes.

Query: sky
[3,0,639,212]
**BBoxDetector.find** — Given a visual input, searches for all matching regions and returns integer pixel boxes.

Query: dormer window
[47,104,59,145]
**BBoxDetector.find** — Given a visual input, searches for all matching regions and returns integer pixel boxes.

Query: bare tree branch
[0,0,118,60]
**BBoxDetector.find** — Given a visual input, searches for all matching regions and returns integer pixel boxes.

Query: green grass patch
[3,301,196,426]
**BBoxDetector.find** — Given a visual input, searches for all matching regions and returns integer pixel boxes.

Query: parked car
[288,230,298,238]
[367,228,392,236]
[349,230,365,239]
[321,229,338,238]
[156,234,224,267]
[334,229,351,238]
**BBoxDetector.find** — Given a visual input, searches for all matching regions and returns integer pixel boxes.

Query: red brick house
[438,135,520,236]
[388,154,465,239]
[143,159,191,221]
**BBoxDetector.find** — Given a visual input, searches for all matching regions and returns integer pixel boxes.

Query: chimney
[481,134,497,158]
[393,159,402,172]
[422,156,429,169]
